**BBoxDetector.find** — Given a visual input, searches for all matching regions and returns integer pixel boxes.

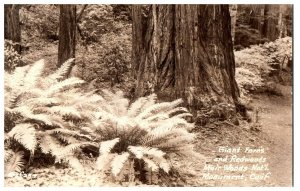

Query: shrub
[235,37,292,97]
[20,5,59,42]
[76,24,132,93]
[4,40,23,73]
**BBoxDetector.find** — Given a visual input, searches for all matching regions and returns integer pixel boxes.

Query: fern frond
[13,106,53,125]
[8,123,37,153]
[48,58,75,81]
[39,134,56,154]
[48,105,82,118]
[137,99,183,120]
[127,94,157,117]
[46,128,92,141]
[4,151,25,175]
[144,113,169,122]
[128,146,144,159]
[111,152,130,176]
[99,138,120,155]
[23,59,45,89]
[22,97,59,107]
[56,134,79,144]
[157,157,170,173]
[39,134,95,161]
[45,77,85,96]
[142,156,159,172]
[96,153,116,171]
[56,142,97,160]
[66,156,84,172]
[165,107,189,116]
[143,147,165,158]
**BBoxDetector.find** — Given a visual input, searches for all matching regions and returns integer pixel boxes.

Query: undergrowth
[4,60,200,185]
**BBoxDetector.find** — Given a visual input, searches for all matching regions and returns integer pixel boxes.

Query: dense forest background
[4,4,293,187]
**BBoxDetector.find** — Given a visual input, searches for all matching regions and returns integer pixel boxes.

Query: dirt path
[252,85,293,186]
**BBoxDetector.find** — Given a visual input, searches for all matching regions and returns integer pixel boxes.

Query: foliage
[234,24,269,50]
[4,59,101,171]
[93,91,199,184]
[235,37,292,99]
[4,40,23,73]
[20,5,59,42]
[4,59,199,185]
[196,99,236,126]
[4,149,25,176]
[76,24,132,93]
[78,5,124,44]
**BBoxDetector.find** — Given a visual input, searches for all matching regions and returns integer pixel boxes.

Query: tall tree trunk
[58,5,76,67]
[262,4,278,41]
[131,5,144,78]
[4,4,21,53]
[133,5,240,111]
[229,4,238,44]
[278,5,288,39]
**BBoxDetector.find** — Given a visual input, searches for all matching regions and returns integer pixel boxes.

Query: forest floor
[191,84,293,187]
[4,84,293,187]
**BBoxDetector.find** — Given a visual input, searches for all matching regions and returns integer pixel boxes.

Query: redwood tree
[132,5,240,111]
[4,4,21,53]
[58,5,76,67]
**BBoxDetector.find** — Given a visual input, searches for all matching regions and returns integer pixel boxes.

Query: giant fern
[93,91,200,183]
[4,59,102,170]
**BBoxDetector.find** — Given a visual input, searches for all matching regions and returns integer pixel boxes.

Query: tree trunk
[262,5,279,41]
[131,5,144,78]
[4,4,21,53]
[278,5,289,39]
[229,5,238,44]
[58,5,76,67]
[133,5,240,111]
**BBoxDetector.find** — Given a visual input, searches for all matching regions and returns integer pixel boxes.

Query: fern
[4,59,104,170]
[93,91,200,183]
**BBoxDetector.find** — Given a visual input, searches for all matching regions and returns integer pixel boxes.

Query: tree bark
[58,5,76,67]
[4,4,21,53]
[131,5,144,78]
[133,5,240,111]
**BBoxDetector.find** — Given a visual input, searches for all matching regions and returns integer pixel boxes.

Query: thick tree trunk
[4,5,21,53]
[133,5,240,111]
[58,5,76,67]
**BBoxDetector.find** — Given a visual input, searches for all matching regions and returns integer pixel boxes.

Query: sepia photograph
[3,3,293,187]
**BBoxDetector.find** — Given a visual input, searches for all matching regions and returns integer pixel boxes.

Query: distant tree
[4,5,21,53]
[58,5,76,68]
[230,4,238,43]
[132,5,240,112]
